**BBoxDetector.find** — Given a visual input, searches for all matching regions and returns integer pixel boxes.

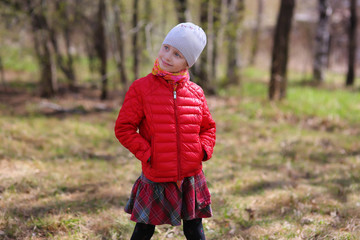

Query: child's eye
[164,45,169,50]
[175,52,181,58]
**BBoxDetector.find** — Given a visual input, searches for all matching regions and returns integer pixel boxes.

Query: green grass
[1,68,360,239]
[1,46,38,73]
[230,75,360,124]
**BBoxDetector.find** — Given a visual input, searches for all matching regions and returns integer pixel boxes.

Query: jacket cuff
[140,148,151,163]
[202,145,212,161]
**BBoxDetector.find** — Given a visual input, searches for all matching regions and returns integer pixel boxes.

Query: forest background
[1,0,360,239]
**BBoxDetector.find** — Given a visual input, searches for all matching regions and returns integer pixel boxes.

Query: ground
[1,75,360,239]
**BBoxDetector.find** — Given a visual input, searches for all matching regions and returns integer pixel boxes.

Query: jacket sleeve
[200,96,216,161]
[114,82,151,162]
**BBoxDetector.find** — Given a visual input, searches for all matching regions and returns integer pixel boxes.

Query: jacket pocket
[150,136,155,167]
[196,140,203,161]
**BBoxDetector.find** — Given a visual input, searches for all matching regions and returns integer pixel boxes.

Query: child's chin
[160,65,172,72]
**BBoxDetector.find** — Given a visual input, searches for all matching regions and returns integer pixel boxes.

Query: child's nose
[163,52,171,61]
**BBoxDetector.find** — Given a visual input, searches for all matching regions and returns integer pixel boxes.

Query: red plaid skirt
[124,171,212,226]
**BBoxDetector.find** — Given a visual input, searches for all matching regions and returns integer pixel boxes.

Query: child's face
[158,44,188,73]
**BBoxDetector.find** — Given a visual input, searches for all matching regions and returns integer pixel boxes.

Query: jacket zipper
[173,84,181,183]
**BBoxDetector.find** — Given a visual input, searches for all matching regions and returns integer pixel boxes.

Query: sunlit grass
[1,69,360,239]
[2,46,38,73]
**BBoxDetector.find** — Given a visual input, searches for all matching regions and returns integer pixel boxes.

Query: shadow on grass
[233,180,297,196]
[307,174,360,203]
[49,151,118,162]
[308,149,360,164]
[0,84,119,118]
[2,192,129,239]
[2,177,132,239]
[6,187,129,219]
[2,81,38,93]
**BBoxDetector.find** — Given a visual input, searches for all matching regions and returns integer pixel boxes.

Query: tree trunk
[1,0,57,97]
[346,0,357,86]
[85,39,97,74]
[226,0,244,86]
[211,0,222,80]
[95,0,108,100]
[269,0,295,101]
[0,55,6,92]
[28,1,57,98]
[313,0,331,83]
[144,0,153,61]
[50,1,77,91]
[249,0,264,65]
[34,30,57,98]
[113,1,129,96]
[174,0,187,22]
[132,0,140,80]
[198,0,209,92]
[212,0,227,82]
[62,1,76,90]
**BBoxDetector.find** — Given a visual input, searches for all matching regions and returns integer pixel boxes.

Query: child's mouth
[161,59,172,66]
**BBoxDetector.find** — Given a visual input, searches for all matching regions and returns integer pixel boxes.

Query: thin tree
[346,0,357,86]
[0,55,6,92]
[113,0,129,96]
[198,0,209,92]
[144,0,154,61]
[249,0,264,66]
[225,0,244,86]
[132,0,140,80]
[174,0,187,23]
[313,0,332,83]
[94,0,108,100]
[28,0,58,97]
[210,0,222,81]
[269,0,296,100]
[57,0,76,89]
[50,0,77,90]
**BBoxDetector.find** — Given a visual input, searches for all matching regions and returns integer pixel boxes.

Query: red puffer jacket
[115,73,216,183]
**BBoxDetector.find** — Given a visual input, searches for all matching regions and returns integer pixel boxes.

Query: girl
[115,22,216,240]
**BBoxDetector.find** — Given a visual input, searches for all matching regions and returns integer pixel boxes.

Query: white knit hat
[162,22,207,67]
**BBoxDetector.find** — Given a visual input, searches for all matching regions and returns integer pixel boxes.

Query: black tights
[183,218,206,240]
[130,218,206,240]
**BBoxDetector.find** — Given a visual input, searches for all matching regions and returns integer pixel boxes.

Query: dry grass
[1,79,360,239]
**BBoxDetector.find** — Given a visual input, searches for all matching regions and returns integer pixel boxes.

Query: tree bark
[210,0,221,80]
[225,0,244,86]
[50,1,77,90]
[313,0,331,83]
[249,0,264,65]
[113,1,129,96]
[61,0,76,90]
[212,0,227,82]
[132,0,140,80]
[144,0,153,60]
[269,0,295,101]
[346,0,357,86]
[28,0,57,98]
[34,30,57,98]
[198,0,209,92]
[95,0,108,100]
